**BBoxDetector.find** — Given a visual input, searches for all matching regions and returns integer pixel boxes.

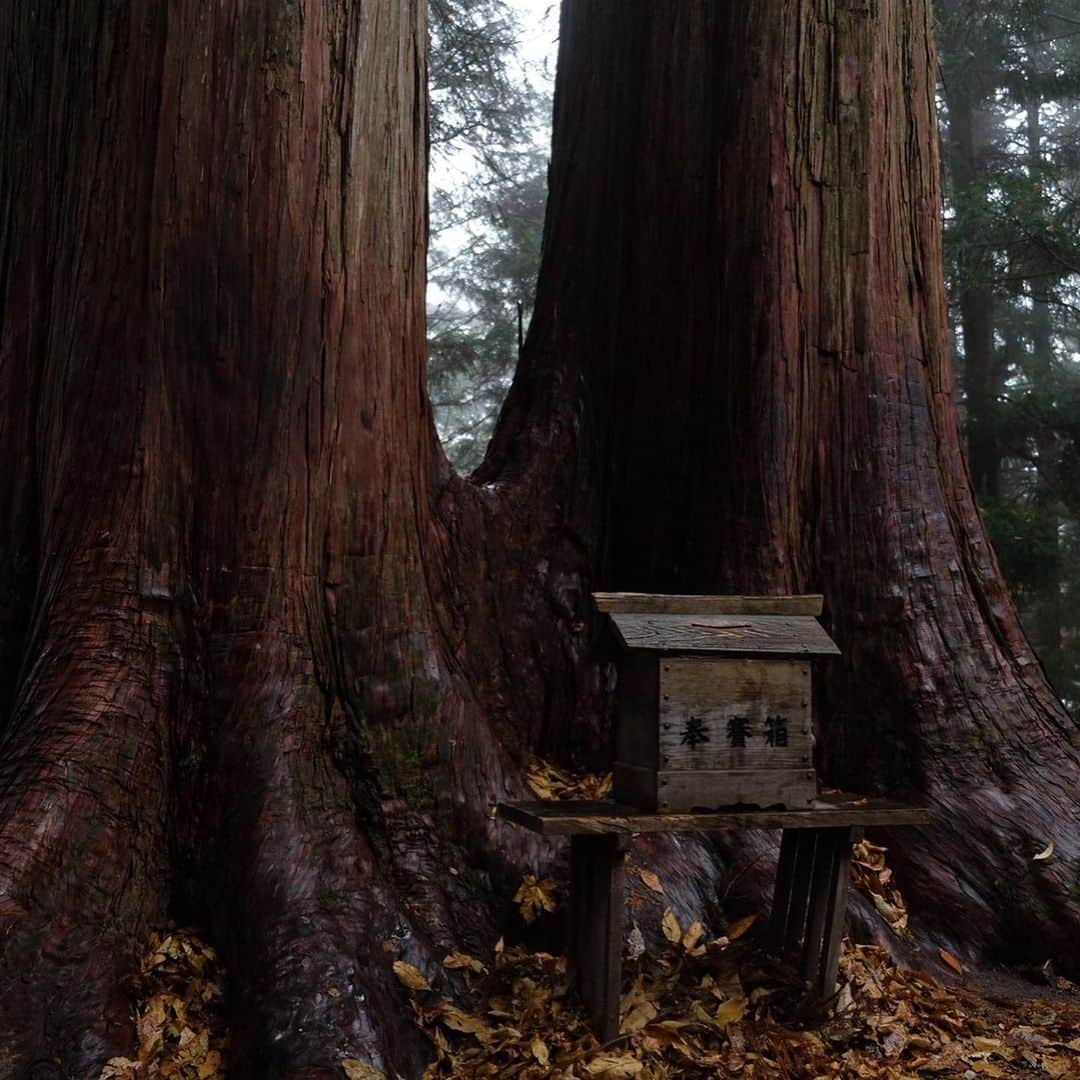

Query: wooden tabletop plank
[496,793,931,835]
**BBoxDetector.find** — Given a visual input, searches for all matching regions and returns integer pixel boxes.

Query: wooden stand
[498,794,929,1040]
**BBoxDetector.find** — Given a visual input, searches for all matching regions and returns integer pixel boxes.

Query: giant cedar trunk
[0,1,1078,1078]
[0,2,477,1074]
[486,0,1080,978]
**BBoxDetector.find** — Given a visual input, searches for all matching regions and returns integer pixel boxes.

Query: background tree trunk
[936,0,1006,506]
[1,0,1079,1076]
[1025,82,1065,678]
[944,79,1001,501]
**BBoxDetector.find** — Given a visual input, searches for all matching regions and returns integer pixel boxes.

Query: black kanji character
[726,715,752,747]
[765,715,789,747]
[681,714,710,749]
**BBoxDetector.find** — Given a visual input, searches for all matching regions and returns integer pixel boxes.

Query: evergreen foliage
[939,0,1080,708]
[427,0,551,473]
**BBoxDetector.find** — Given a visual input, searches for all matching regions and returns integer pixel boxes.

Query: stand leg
[801,829,841,985]
[816,827,855,998]
[769,830,817,957]
[797,826,857,998]
[569,834,627,1041]
[769,829,799,950]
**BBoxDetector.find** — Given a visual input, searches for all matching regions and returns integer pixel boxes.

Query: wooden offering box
[594,593,840,813]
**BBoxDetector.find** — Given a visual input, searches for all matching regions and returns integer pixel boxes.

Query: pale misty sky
[511,0,559,79]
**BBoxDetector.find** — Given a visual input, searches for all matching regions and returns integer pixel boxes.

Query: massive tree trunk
[486,0,1080,979]
[0,2,476,1074]
[1,0,1078,1077]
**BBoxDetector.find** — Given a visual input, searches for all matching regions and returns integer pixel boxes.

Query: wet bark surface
[0,0,1077,1077]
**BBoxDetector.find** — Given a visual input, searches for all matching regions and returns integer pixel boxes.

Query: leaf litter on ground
[97,910,1080,1079]
[406,922,1080,1079]
[99,928,227,1079]
[98,767,1080,1078]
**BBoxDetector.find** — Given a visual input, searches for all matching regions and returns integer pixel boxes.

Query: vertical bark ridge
[0,1,178,1065]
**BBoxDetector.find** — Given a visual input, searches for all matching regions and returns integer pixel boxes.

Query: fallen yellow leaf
[437,1003,492,1042]
[714,995,748,1025]
[681,921,705,952]
[196,1052,222,1080]
[100,1061,139,1080]
[525,771,555,799]
[341,1062,386,1080]
[661,908,682,944]
[442,950,487,974]
[392,960,431,992]
[726,914,757,940]
[638,868,665,894]
[531,1038,550,1066]
[871,891,909,934]
[513,875,558,923]
[1043,1055,1073,1079]
[585,1052,644,1077]
[621,999,658,1034]
[938,948,965,977]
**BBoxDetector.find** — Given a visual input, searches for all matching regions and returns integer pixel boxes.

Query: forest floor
[94,762,1080,1079]
[93,917,1080,1079]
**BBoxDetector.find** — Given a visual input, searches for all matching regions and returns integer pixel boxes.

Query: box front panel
[659,658,812,772]
[656,768,815,812]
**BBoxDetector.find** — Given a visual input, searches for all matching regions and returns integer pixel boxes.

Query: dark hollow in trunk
[0,0,1078,1076]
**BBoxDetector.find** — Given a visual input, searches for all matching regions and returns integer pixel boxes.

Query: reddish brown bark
[487,0,1080,975]
[1,1,1078,1077]
[0,1,471,1073]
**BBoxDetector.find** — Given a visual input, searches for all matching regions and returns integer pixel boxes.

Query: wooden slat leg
[569,834,628,1041]
[780,831,818,957]
[816,827,855,999]
[769,829,799,950]
[801,829,841,986]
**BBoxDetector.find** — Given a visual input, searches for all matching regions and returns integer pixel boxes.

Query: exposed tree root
[0,565,172,1072]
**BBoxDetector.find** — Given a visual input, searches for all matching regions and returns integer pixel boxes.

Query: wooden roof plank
[593,593,825,616]
[608,612,841,656]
